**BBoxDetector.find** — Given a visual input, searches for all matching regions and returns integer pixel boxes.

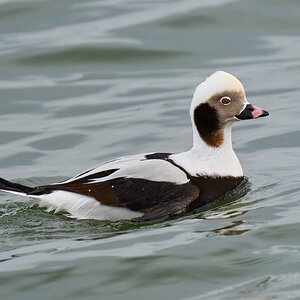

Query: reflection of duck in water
[0,71,268,221]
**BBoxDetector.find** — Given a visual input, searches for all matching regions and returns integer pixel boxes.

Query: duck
[0,71,269,221]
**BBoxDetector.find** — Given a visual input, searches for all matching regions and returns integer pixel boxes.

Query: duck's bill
[235,104,269,120]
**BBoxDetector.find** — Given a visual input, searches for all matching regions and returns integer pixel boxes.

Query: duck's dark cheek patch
[194,103,223,147]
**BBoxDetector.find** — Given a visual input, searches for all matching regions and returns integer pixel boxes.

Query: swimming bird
[0,71,268,221]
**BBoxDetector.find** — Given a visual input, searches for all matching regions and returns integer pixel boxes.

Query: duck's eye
[220,96,231,105]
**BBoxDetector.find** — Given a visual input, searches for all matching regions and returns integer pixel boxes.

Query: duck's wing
[29,153,200,220]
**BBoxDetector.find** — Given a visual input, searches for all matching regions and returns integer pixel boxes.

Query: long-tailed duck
[0,71,268,221]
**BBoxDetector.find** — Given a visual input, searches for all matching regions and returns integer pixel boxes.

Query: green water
[0,0,300,299]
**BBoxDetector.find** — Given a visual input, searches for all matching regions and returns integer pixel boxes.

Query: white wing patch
[34,191,143,221]
[61,153,189,185]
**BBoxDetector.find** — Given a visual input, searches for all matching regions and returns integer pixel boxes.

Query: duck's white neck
[171,121,243,177]
[191,121,234,154]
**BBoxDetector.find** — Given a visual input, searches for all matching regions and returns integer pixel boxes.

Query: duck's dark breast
[145,152,244,212]
[187,175,244,211]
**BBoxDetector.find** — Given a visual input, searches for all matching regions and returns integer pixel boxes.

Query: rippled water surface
[1,0,300,299]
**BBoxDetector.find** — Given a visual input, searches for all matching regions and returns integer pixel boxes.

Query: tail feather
[0,177,34,195]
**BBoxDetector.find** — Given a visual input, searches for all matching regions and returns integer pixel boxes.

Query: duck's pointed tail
[0,177,34,196]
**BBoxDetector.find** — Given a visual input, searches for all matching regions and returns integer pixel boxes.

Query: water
[0,0,300,299]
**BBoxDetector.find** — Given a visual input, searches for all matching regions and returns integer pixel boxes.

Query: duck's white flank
[35,191,143,220]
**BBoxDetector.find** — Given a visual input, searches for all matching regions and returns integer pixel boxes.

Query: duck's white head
[190,71,268,149]
[171,71,268,177]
